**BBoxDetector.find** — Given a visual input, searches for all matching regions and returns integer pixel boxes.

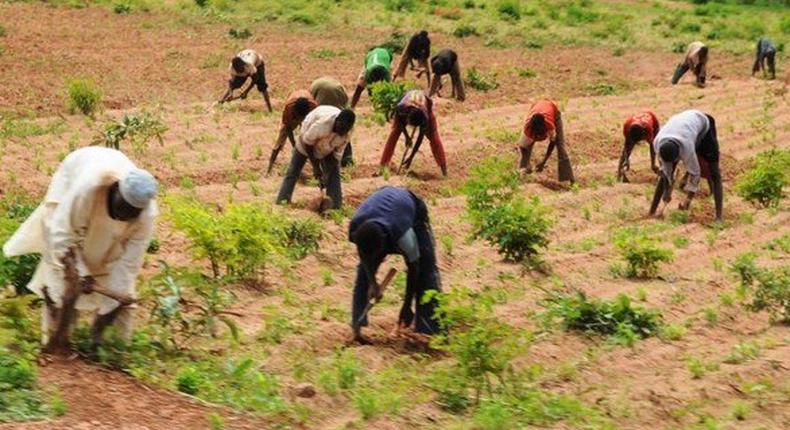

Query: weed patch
[65,77,102,116]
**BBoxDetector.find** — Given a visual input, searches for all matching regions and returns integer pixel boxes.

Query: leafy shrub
[497,0,521,20]
[385,0,415,12]
[0,196,40,295]
[95,110,167,154]
[66,77,102,116]
[732,254,790,323]
[278,217,322,260]
[175,366,204,395]
[113,1,132,14]
[736,149,790,207]
[453,23,479,38]
[0,348,52,422]
[544,292,662,344]
[614,227,673,278]
[730,252,759,286]
[465,67,499,91]
[227,28,252,39]
[369,80,418,122]
[194,0,208,7]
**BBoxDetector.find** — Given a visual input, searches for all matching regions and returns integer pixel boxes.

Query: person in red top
[516,100,574,183]
[380,90,447,177]
[267,90,318,174]
[618,111,660,182]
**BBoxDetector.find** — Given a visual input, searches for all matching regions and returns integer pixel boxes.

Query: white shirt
[3,147,157,314]
[229,49,262,77]
[295,106,351,161]
[653,110,710,193]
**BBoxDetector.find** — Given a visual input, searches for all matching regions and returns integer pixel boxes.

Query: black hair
[334,109,356,135]
[627,124,647,143]
[353,221,386,261]
[231,57,247,74]
[659,140,680,163]
[293,97,312,119]
[367,66,389,84]
[528,114,547,137]
[407,109,427,128]
[408,30,431,60]
[107,182,143,222]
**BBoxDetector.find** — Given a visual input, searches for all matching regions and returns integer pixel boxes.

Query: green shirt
[363,47,393,84]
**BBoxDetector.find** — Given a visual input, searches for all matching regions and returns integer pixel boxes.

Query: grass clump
[464,156,553,263]
[65,77,102,117]
[613,227,673,278]
[465,67,499,91]
[543,292,662,346]
[736,149,790,207]
[453,23,479,38]
[95,110,167,154]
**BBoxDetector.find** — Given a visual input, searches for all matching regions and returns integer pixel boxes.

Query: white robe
[3,147,157,315]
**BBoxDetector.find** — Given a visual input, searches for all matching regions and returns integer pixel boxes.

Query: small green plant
[543,292,662,344]
[66,77,102,116]
[497,0,521,20]
[227,28,252,39]
[724,341,760,364]
[194,0,208,7]
[686,357,718,379]
[385,0,415,12]
[279,217,323,260]
[113,1,132,14]
[95,110,167,154]
[731,401,750,421]
[369,80,418,123]
[465,67,499,91]
[736,149,790,207]
[0,195,40,295]
[0,348,50,422]
[659,323,687,341]
[614,227,673,278]
[453,23,479,38]
[175,366,204,395]
[736,260,790,323]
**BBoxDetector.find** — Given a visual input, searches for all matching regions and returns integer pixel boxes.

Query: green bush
[0,196,40,295]
[0,348,50,422]
[113,1,132,14]
[369,80,418,122]
[377,32,407,54]
[614,227,673,278]
[497,0,521,20]
[544,292,662,344]
[453,23,479,38]
[175,366,204,395]
[95,110,167,154]
[385,0,415,12]
[65,77,102,116]
[465,67,499,91]
[227,28,252,39]
[736,149,790,207]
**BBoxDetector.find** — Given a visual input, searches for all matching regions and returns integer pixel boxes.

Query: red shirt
[623,111,660,143]
[282,90,318,128]
[524,100,559,142]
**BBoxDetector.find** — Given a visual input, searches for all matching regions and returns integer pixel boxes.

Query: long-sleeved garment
[753,37,777,79]
[517,100,574,182]
[348,187,441,334]
[274,90,318,152]
[380,90,447,175]
[295,105,351,161]
[356,47,393,89]
[653,109,711,193]
[428,49,465,101]
[394,31,431,85]
[618,111,660,180]
[229,49,268,91]
[672,41,708,86]
[3,147,157,316]
[310,77,349,109]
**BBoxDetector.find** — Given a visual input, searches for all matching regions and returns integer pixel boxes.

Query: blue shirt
[349,187,421,262]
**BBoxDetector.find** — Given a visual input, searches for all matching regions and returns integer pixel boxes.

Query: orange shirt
[524,100,558,142]
[623,111,659,143]
[282,90,318,128]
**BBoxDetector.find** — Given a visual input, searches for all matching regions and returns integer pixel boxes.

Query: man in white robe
[3,147,158,345]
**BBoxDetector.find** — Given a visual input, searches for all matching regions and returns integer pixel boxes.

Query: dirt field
[0,2,788,430]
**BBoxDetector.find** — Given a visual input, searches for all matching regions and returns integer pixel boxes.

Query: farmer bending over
[3,147,158,347]
[351,47,393,108]
[618,111,660,182]
[672,41,708,87]
[219,49,273,111]
[380,90,447,177]
[428,49,465,102]
[649,109,723,222]
[275,106,355,210]
[349,186,442,344]
[267,90,318,174]
[311,77,354,167]
[517,99,575,183]
[393,31,431,87]
[752,37,777,80]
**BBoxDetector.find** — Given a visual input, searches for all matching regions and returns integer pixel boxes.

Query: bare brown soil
[0,3,788,430]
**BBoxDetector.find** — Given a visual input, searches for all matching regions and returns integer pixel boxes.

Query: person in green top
[351,47,393,108]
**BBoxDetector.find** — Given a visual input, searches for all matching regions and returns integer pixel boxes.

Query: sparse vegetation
[465,66,499,91]
[65,77,102,116]
[731,252,790,323]
[736,149,790,207]
[95,110,167,154]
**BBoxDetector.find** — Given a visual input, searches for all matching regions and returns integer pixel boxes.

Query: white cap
[119,169,158,209]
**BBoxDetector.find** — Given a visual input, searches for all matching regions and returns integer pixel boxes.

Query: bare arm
[350,85,364,108]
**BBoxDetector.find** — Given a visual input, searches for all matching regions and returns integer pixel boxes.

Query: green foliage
[465,67,499,91]
[544,292,662,344]
[95,110,167,154]
[453,23,479,38]
[65,77,102,116]
[113,1,132,14]
[724,341,760,364]
[733,254,790,322]
[175,366,203,395]
[279,217,322,260]
[497,0,521,21]
[369,80,418,122]
[614,227,673,278]
[0,348,53,422]
[227,28,252,39]
[0,117,65,141]
[464,156,552,263]
[377,31,408,54]
[385,0,415,12]
[736,149,790,207]
[0,195,40,295]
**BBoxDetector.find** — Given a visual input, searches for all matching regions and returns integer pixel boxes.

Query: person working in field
[649,109,723,222]
[428,49,465,101]
[311,76,354,167]
[275,106,356,210]
[3,147,158,348]
[351,47,393,108]
[348,186,442,344]
[379,89,448,177]
[393,31,431,87]
[219,49,273,112]
[267,90,318,174]
[516,99,575,184]
[753,37,777,80]
[672,41,708,87]
[618,111,660,182]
